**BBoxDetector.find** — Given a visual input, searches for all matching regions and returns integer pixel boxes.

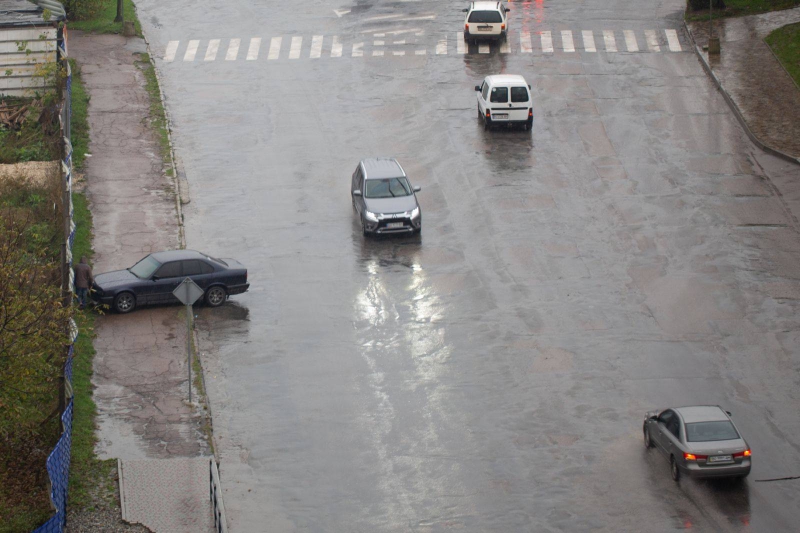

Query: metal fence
[32,51,76,533]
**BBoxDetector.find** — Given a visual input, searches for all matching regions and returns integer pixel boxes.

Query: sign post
[172,278,205,402]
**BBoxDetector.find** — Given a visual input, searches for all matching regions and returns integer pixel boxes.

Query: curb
[683,20,800,167]
[118,459,127,522]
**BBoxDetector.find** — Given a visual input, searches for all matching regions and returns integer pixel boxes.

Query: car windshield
[685,421,740,442]
[129,254,161,279]
[469,10,503,23]
[365,177,412,198]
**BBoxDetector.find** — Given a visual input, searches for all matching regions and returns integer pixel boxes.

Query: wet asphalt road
[134,0,800,530]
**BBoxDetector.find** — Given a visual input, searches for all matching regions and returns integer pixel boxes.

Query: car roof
[150,249,208,262]
[361,158,406,180]
[673,406,729,423]
[471,1,501,10]
[485,74,528,86]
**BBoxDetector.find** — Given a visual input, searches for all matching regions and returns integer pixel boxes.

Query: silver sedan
[643,405,752,481]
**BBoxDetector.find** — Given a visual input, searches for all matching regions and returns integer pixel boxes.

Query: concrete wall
[0,26,58,97]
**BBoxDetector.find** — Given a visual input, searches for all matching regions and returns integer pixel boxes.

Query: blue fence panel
[32,400,73,533]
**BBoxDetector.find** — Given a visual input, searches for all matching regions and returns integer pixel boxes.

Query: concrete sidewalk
[686,7,800,160]
[67,33,213,532]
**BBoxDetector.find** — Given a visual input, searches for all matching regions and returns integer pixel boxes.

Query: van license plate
[709,455,732,463]
[478,25,492,31]
[387,222,404,229]
[493,114,508,119]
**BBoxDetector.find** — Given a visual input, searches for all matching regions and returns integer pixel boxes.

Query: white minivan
[475,75,533,131]
[463,2,510,43]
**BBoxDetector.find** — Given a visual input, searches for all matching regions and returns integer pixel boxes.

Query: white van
[475,75,533,131]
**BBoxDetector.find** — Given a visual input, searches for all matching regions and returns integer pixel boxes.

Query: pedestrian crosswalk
[162,28,685,63]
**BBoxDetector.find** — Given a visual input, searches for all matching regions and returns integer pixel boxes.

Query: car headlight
[364,210,379,223]
[410,207,420,219]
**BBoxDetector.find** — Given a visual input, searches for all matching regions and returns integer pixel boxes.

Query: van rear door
[489,85,509,122]
[509,86,531,122]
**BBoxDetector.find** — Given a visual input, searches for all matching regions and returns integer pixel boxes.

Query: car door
[354,168,366,217]
[509,85,531,122]
[653,410,675,455]
[477,79,489,115]
[182,259,216,292]
[151,261,183,303]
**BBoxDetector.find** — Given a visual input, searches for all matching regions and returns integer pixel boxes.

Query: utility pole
[114,0,124,23]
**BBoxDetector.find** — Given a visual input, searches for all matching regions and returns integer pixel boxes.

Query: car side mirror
[475,85,481,91]
[353,190,362,197]
[151,275,160,281]
[528,84,531,89]
[462,8,468,12]
[649,415,657,421]
[413,186,421,192]
[505,7,510,11]
[726,411,732,417]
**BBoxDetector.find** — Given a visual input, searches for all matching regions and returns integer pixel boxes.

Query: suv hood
[365,195,417,215]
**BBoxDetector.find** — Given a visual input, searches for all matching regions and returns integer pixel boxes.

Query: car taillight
[501,24,505,30]
[465,23,469,31]
[733,449,751,458]
[684,453,708,461]
[528,109,533,118]
[486,109,491,117]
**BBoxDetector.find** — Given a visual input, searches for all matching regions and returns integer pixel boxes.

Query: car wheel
[362,219,368,237]
[484,117,490,131]
[643,428,653,449]
[478,105,482,120]
[205,286,227,307]
[526,118,533,132]
[670,456,680,482]
[113,292,136,314]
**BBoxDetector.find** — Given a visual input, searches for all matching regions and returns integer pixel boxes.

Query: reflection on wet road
[137,0,800,529]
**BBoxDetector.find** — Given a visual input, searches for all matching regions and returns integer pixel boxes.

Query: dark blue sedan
[91,250,249,313]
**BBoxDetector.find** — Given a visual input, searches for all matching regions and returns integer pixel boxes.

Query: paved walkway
[687,7,800,159]
[68,32,213,531]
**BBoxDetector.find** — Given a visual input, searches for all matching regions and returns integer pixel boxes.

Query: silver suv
[351,158,422,236]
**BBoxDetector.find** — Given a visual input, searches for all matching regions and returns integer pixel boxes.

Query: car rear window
[685,421,740,442]
[490,87,508,103]
[468,10,503,23]
[511,86,529,103]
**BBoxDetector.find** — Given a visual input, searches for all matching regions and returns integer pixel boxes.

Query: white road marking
[582,30,596,52]
[204,39,219,61]
[415,49,426,55]
[374,33,385,37]
[665,29,681,52]
[331,36,343,57]
[361,28,422,35]
[333,9,350,17]
[603,30,617,52]
[310,35,323,58]
[561,30,575,52]
[373,49,384,56]
[393,50,405,56]
[436,36,447,54]
[540,31,553,53]
[394,40,406,45]
[457,33,466,54]
[479,43,490,54]
[521,31,533,53]
[268,37,282,60]
[624,30,638,52]
[226,38,240,60]
[289,36,302,59]
[352,42,364,57]
[164,40,179,62]
[184,40,199,61]
[645,29,660,52]
[246,38,261,60]
[364,14,402,22]
[500,38,510,53]
[374,40,385,46]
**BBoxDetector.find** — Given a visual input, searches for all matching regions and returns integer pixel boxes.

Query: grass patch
[687,0,800,21]
[68,60,91,170]
[0,99,61,164]
[137,54,172,167]
[766,22,800,88]
[67,0,142,35]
